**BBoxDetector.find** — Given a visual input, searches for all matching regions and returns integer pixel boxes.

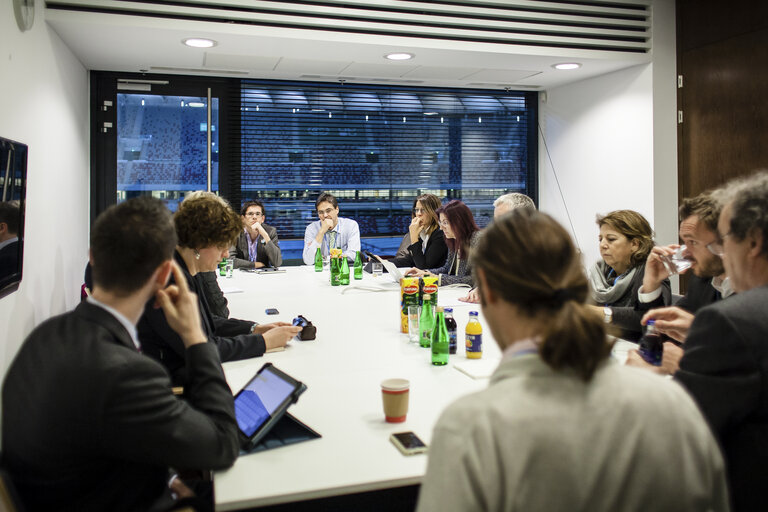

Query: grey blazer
[230,224,282,268]
[428,230,481,286]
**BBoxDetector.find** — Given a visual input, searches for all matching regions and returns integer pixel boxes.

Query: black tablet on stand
[234,363,320,453]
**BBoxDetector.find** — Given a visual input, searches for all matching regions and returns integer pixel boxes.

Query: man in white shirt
[302,192,360,264]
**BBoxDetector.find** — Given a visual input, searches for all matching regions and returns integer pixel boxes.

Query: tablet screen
[234,366,298,437]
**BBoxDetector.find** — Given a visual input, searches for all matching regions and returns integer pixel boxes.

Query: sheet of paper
[453,358,500,379]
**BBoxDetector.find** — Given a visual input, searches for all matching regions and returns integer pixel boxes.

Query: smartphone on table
[390,431,428,455]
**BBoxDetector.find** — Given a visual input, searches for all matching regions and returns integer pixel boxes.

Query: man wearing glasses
[231,200,283,269]
[634,171,768,511]
[302,192,360,265]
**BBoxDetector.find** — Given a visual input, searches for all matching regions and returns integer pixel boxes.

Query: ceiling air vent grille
[46,0,651,53]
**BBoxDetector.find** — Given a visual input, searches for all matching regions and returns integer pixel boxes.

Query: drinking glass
[662,245,692,276]
[407,306,421,343]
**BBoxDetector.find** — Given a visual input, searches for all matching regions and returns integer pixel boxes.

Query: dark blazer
[198,270,229,318]
[231,225,282,268]
[138,251,266,385]
[390,229,448,270]
[675,285,768,511]
[642,273,721,315]
[598,264,672,342]
[1,301,239,512]
[0,239,19,281]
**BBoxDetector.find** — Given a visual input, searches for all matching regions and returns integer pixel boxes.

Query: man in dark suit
[231,199,282,269]
[638,192,731,315]
[0,201,20,284]
[2,197,239,511]
[628,193,732,372]
[660,172,768,511]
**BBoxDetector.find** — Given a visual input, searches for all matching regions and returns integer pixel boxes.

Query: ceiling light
[188,102,205,108]
[385,52,414,61]
[552,62,581,70]
[423,112,439,116]
[183,38,217,48]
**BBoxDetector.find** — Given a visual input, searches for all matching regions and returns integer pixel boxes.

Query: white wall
[0,4,89,380]
[538,0,678,283]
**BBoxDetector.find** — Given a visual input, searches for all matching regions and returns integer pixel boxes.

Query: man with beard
[627,193,733,373]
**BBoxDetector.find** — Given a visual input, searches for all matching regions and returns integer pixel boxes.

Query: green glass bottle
[431,308,449,366]
[330,258,341,286]
[419,294,435,348]
[218,258,227,276]
[314,247,323,272]
[353,250,363,280]
[340,257,350,285]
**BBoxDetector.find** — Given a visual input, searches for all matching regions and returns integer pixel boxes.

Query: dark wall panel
[677,0,768,198]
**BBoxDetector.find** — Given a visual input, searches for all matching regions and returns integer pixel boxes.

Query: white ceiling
[45,7,651,91]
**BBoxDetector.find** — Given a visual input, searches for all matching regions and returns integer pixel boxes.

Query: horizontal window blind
[223,79,536,241]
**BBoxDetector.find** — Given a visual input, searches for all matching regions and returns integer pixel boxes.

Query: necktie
[329,230,337,251]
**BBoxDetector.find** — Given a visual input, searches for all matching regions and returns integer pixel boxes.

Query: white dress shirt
[303,217,361,264]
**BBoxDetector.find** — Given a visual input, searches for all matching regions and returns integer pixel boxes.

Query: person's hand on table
[641,306,694,342]
[251,321,292,335]
[263,325,302,350]
[155,261,207,348]
[642,244,681,294]
[405,268,432,277]
[625,342,683,376]
[659,342,683,374]
[458,288,480,303]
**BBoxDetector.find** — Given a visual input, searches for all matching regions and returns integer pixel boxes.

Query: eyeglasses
[413,208,424,214]
[706,231,732,257]
[244,211,263,218]
[318,207,335,216]
[439,218,450,228]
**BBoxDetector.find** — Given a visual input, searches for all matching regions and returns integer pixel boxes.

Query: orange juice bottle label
[465,333,482,358]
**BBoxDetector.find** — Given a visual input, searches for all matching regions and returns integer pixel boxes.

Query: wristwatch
[603,307,613,324]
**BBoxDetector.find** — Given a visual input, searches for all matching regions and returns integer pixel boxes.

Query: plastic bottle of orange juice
[465,311,482,359]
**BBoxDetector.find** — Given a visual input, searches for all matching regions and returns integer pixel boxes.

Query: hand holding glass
[661,245,691,276]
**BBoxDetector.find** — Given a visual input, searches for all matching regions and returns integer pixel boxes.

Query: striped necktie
[328,230,337,251]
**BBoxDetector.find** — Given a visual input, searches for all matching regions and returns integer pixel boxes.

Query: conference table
[213,265,500,510]
[213,265,635,510]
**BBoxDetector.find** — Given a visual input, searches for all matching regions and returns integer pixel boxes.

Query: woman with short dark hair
[416,209,728,512]
[138,192,299,385]
[588,209,670,341]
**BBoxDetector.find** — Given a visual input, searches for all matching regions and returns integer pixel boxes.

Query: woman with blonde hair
[417,209,727,512]
[588,209,671,341]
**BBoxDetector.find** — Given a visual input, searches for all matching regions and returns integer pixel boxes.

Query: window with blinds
[226,79,536,255]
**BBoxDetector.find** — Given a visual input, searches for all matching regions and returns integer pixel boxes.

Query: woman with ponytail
[416,209,728,512]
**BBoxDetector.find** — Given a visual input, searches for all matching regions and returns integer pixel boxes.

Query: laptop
[364,251,405,283]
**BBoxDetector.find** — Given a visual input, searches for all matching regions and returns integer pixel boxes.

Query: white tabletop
[213,266,501,510]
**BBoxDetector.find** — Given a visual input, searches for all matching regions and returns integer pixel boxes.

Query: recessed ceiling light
[423,112,439,116]
[188,102,205,108]
[183,38,217,48]
[552,62,581,70]
[385,52,414,61]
